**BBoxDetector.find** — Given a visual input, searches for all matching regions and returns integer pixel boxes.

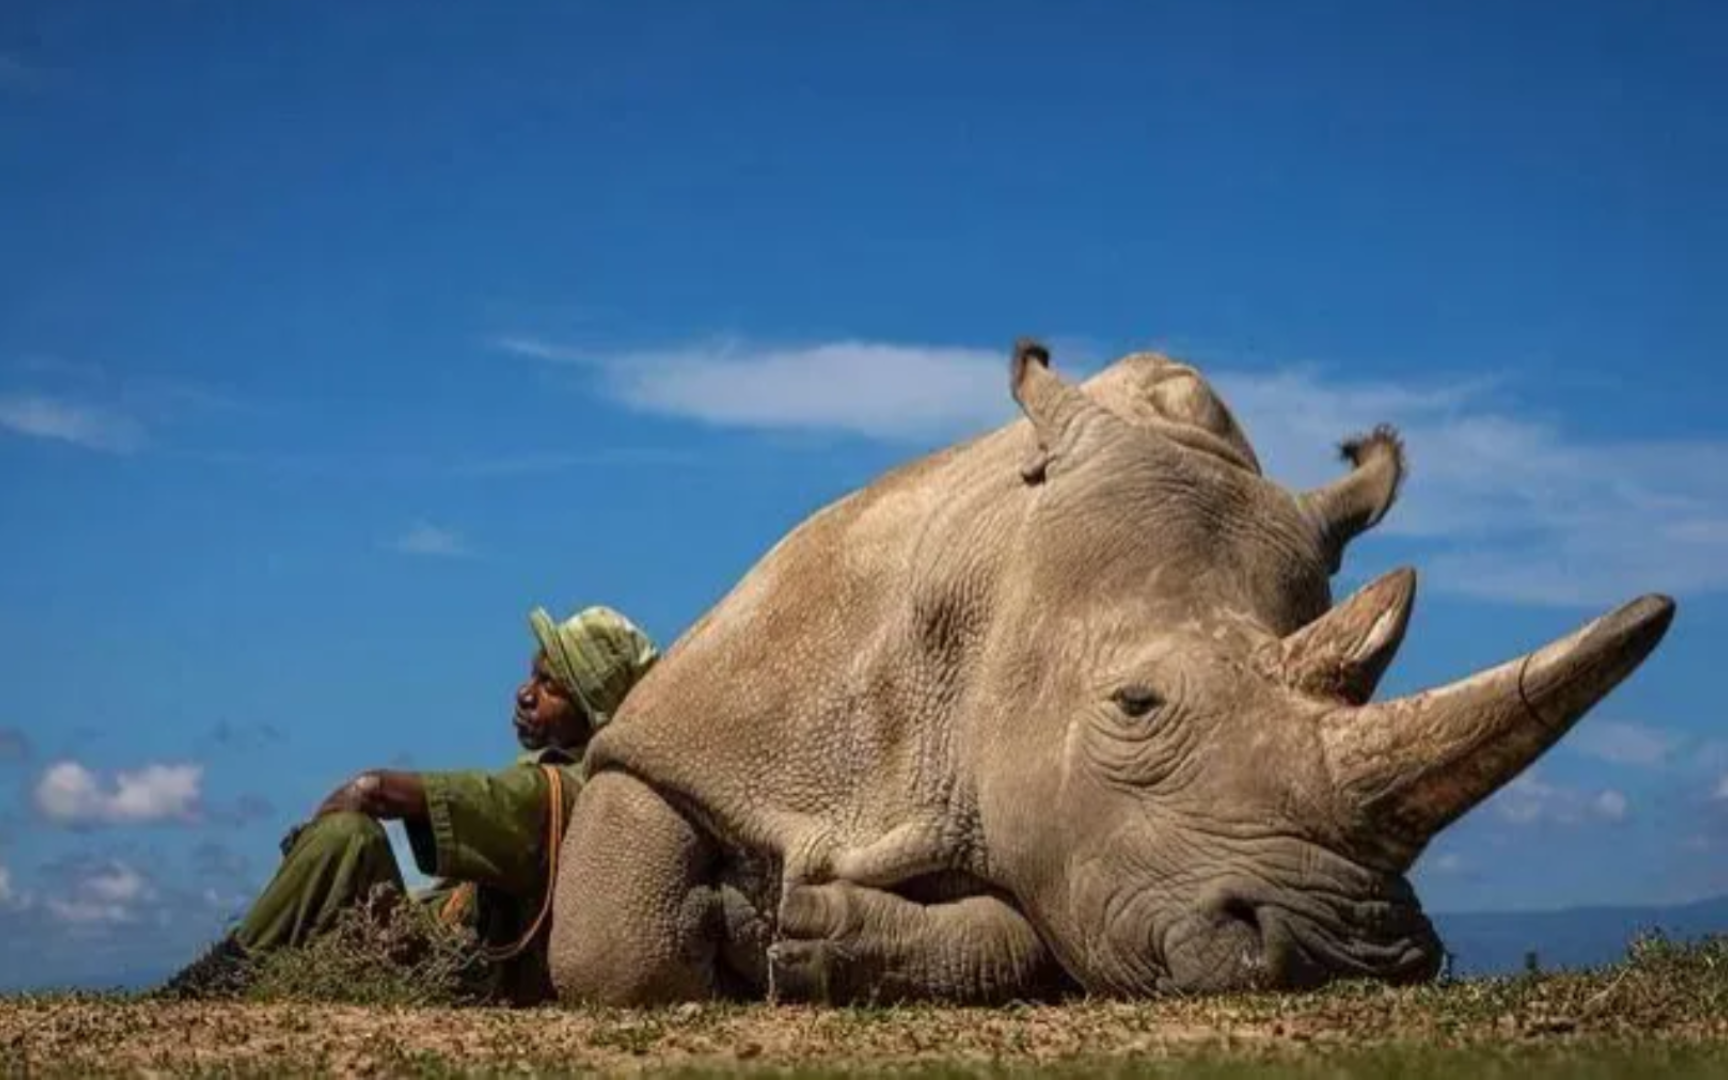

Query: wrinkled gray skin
[549,342,1675,1005]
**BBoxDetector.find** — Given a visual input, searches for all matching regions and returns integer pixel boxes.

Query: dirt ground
[4,974,1727,1077]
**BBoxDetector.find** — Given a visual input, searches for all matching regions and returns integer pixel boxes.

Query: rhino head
[974,342,1674,995]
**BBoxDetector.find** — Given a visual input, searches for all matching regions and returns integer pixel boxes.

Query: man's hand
[314,770,429,822]
[315,772,382,818]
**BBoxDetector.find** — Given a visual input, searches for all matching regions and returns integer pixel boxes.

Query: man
[160,604,659,1004]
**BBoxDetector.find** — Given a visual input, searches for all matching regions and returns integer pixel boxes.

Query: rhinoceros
[548,341,1674,1005]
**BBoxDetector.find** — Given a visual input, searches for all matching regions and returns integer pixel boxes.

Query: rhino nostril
[1217,896,1257,926]
[1209,895,1260,937]
[1209,896,1271,976]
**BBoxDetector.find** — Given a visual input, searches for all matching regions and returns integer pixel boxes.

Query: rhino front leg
[769,881,1067,1004]
[549,770,723,1005]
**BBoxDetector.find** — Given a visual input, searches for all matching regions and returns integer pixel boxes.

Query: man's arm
[315,770,429,821]
[307,764,568,897]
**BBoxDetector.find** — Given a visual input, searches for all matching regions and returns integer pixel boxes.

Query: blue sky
[2,1,1726,989]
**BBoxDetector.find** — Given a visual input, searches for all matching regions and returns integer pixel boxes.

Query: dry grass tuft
[241,886,487,1007]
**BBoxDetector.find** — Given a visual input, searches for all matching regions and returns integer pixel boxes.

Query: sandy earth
[4,986,1724,1076]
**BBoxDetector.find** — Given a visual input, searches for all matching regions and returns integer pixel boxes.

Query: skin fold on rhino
[548,341,1676,1005]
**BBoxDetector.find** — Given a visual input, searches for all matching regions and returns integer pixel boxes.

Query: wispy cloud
[386,521,471,558]
[1491,772,1630,827]
[499,334,1728,606]
[1213,368,1728,606]
[45,861,153,927]
[0,863,14,907]
[1593,789,1630,822]
[1425,851,1469,876]
[33,761,203,827]
[492,335,592,364]
[0,394,147,453]
[1567,721,1684,769]
[1,355,251,459]
[493,335,1012,441]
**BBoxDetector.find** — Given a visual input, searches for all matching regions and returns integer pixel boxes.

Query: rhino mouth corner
[1093,865,1442,997]
[1150,898,1439,995]
[1262,902,1443,989]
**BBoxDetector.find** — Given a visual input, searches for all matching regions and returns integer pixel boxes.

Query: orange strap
[476,764,567,963]
[438,882,474,924]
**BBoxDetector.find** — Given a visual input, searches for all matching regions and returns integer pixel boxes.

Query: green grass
[2,932,1724,1076]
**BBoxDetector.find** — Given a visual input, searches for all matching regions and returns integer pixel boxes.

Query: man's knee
[294,811,390,859]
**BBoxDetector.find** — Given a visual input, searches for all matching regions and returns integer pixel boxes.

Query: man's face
[514,650,588,752]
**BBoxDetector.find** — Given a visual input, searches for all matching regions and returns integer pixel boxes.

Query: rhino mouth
[1158,881,1441,993]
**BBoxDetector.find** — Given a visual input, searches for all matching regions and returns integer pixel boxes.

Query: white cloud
[44,898,132,925]
[1567,722,1684,769]
[0,862,32,912]
[386,521,471,558]
[492,335,589,364]
[1593,789,1630,823]
[1212,368,1728,606]
[33,761,203,826]
[84,864,148,904]
[495,336,1013,442]
[500,334,1728,606]
[46,861,154,926]
[0,393,147,453]
[1427,851,1467,875]
[1492,772,1631,827]
[1713,774,1728,802]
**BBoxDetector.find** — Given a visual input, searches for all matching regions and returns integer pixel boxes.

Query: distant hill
[1432,894,1728,976]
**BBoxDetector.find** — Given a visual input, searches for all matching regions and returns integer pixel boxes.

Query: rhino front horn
[1321,594,1676,863]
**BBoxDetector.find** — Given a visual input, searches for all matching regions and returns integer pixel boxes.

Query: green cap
[528,605,659,729]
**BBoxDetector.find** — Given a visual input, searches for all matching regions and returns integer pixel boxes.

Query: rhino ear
[1281,567,1416,705]
[1298,425,1406,573]
[1011,338,1105,484]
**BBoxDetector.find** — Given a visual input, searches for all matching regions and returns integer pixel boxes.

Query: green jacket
[405,746,585,1003]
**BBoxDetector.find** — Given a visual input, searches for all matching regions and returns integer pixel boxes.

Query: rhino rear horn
[1281,567,1416,705]
[1322,593,1675,865]
[1298,425,1406,573]
[1011,338,1109,484]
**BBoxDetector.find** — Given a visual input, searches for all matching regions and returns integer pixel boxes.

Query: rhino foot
[768,880,1063,1005]
[767,939,859,1004]
[770,881,887,1004]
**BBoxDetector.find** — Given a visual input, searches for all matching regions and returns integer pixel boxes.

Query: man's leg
[548,770,723,1004]
[769,881,1069,1004]
[234,811,406,951]
[158,812,406,998]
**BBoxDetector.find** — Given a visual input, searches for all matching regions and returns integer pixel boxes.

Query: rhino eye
[1113,685,1164,718]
